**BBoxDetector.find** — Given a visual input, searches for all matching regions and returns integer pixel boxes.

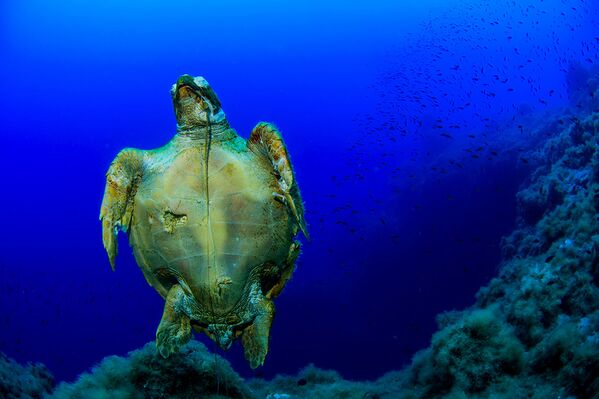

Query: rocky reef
[0,352,54,399]
[382,110,599,398]
[48,341,253,399]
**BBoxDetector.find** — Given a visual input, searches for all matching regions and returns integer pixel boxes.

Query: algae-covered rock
[398,110,599,398]
[248,364,397,399]
[407,307,524,396]
[50,341,255,399]
[0,352,54,399]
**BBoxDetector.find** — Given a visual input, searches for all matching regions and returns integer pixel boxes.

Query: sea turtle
[100,75,308,368]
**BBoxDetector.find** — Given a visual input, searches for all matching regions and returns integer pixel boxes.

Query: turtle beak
[172,75,225,128]
[174,75,222,113]
[174,75,200,102]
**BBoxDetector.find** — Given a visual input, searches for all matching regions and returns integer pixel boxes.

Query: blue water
[0,0,597,383]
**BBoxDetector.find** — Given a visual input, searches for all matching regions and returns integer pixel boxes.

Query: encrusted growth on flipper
[248,122,309,239]
[99,148,145,270]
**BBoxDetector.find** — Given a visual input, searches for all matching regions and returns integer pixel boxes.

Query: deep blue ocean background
[0,0,597,384]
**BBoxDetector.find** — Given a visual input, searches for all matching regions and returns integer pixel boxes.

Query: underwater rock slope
[395,110,599,398]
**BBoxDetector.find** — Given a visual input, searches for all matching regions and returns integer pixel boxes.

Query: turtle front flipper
[99,148,145,270]
[247,122,309,239]
[156,284,192,358]
[241,283,275,368]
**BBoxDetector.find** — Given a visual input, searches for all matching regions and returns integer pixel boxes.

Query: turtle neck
[175,119,237,143]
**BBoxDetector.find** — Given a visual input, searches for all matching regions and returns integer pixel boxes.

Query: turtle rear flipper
[156,284,192,358]
[247,122,309,240]
[241,285,275,369]
[100,148,145,270]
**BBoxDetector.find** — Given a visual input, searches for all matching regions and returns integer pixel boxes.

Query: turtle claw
[272,192,286,203]
[285,191,309,240]
[156,284,192,358]
[101,219,118,271]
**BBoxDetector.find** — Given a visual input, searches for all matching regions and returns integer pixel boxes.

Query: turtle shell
[128,133,294,318]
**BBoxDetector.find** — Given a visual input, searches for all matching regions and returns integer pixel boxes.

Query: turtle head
[171,75,226,131]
